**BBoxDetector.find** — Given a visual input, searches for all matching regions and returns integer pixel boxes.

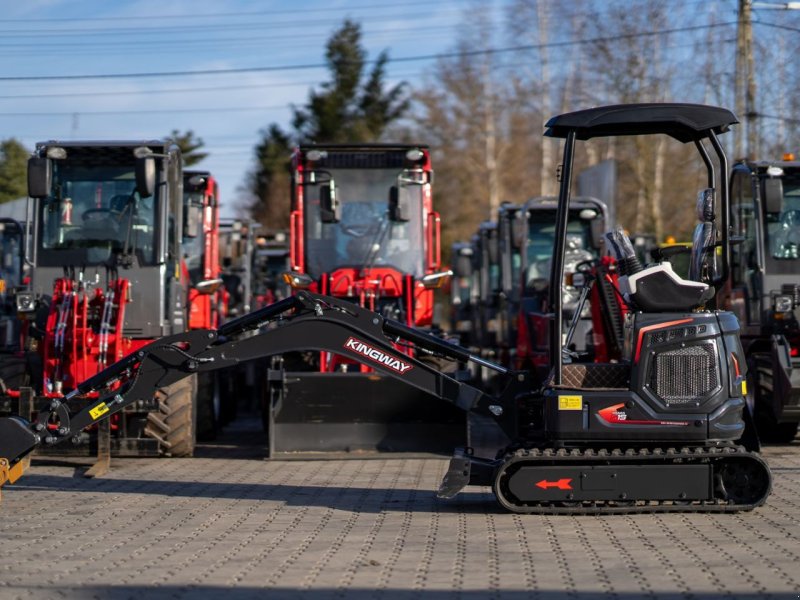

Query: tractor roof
[545,103,737,143]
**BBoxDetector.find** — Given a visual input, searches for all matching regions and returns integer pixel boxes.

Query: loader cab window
[38,163,158,267]
[524,209,592,284]
[763,171,800,273]
[303,167,425,278]
[181,190,206,286]
[0,222,23,308]
[730,170,758,279]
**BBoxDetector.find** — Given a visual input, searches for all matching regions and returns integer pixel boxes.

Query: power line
[0,23,464,50]
[0,8,466,37]
[0,1,465,23]
[0,105,288,117]
[0,22,739,82]
[755,20,800,33]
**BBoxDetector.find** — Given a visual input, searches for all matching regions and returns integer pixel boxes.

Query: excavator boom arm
[0,291,523,494]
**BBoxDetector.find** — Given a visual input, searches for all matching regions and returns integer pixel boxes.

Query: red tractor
[0,141,221,470]
[266,143,459,456]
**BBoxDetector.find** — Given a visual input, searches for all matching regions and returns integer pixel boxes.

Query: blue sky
[0,0,491,218]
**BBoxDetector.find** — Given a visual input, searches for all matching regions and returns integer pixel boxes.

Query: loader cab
[294,145,431,280]
[727,160,800,441]
[449,241,475,344]
[728,161,800,333]
[27,141,185,338]
[513,196,606,372]
[289,144,444,327]
[0,219,25,351]
[182,171,222,330]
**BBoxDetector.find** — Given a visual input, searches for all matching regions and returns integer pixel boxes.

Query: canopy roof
[545,103,738,143]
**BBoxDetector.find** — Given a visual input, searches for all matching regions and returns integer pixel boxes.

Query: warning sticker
[741,380,747,396]
[89,403,110,421]
[558,395,582,410]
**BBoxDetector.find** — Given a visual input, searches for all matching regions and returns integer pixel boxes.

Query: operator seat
[615,191,717,312]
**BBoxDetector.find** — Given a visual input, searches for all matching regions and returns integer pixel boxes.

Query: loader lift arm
[0,291,526,494]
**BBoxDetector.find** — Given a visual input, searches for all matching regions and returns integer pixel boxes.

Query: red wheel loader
[265,144,459,456]
[0,141,223,470]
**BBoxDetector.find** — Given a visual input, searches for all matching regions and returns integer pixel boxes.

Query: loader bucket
[0,417,38,503]
[265,372,466,457]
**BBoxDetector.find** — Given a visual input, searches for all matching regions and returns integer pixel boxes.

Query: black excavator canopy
[545,103,738,143]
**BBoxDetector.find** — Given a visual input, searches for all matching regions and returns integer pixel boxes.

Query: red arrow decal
[535,478,573,490]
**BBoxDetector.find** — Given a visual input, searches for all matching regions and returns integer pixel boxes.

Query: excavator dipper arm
[0,291,526,499]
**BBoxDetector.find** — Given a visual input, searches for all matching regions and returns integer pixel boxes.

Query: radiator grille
[650,344,718,404]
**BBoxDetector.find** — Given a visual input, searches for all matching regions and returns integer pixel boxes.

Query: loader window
[730,170,761,322]
[303,167,425,278]
[524,209,594,313]
[763,171,800,273]
[38,163,158,267]
[182,191,205,285]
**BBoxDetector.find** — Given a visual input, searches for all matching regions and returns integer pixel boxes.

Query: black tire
[144,374,197,457]
[195,371,218,441]
[218,367,240,426]
[767,421,799,444]
[749,352,798,443]
[0,354,29,394]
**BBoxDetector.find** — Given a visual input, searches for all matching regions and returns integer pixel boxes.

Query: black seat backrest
[689,188,718,283]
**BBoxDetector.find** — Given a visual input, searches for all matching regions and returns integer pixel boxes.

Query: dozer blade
[269,372,466,457]
[0,417,39,504]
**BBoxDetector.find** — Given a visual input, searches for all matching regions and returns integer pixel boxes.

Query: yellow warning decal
[89,403,110,421]
[558,395,582,410]
[741,380,747,396]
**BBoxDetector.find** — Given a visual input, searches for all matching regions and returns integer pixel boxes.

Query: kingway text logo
[343,337,413,374]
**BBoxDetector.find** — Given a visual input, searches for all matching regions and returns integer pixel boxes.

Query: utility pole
[737,1,800,159]
[735,0,755,159]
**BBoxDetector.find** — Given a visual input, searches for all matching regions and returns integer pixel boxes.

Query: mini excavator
[0,104,773,513]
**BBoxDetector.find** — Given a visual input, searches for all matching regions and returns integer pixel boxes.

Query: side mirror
[389,185,411,222]
[421,270,453,289]
[764,178,784,214]
[320,183,339,223]
[184,202,202,238]
[27,157,51,199]
[135,156,156,198]
[195,278,224,295]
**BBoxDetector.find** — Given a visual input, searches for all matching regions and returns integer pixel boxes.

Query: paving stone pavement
[1,417,799,600]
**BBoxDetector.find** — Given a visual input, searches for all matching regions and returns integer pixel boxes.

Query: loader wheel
[750,353,799,443]
[144,373,197,457]
[764,420,799,444]
[0,354,29,395]
[195,371,218,442]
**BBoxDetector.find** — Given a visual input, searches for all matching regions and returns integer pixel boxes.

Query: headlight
[774,294,794,313]
[16,291,36,313]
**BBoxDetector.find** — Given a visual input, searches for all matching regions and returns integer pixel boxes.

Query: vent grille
[310,151,408,169]
[651,324,706,345]
[650,343,718,404]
